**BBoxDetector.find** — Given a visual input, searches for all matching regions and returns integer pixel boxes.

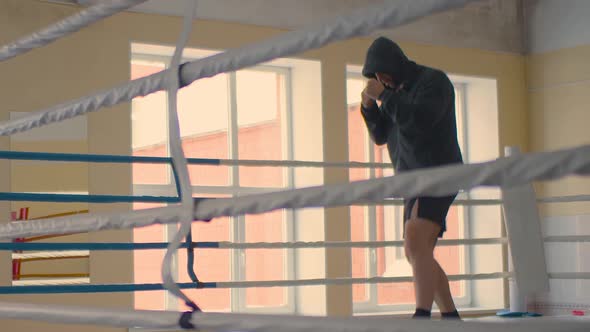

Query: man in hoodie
[360,36,463,320]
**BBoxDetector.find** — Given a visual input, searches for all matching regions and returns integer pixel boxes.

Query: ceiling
[47,0,527,54]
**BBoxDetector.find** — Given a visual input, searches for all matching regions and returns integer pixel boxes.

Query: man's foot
[441,309,461,320]
[412,308,431,319]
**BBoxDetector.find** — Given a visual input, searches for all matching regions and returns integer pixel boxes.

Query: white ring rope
[549,273,590,280]
[11,272,512,288]
[160,0,198,307]
[0,301,587,332]
[12,250,89,259]
[0,0,478,137]
[538,195,590,203]
[0,205,182,240]
[214,238,508,249]
[7,235,587,254]
[362,198,503,206]
[369,195,590,205]
[544,236,590,243]
[193,144,590,221]
[7,236,587,254]
[0,144,589,240]
[208,272,512,288]
[365,194,590,207]
[0,0,148,62]
[219,159,392,168]
[12,278,89,286]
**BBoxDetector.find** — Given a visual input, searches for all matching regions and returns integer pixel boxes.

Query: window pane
[133,202,167,310]
[347,77,370,303]
[244,210,288,308]
[351,205,370,303]
[237,70,288,188]
[132,60,169,185]
[346,76,364,106]
[179,74,231,187]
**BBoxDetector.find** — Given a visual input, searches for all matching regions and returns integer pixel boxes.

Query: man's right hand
[361,89,377,109]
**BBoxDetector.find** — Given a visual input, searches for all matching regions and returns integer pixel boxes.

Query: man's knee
[404,219,438,263]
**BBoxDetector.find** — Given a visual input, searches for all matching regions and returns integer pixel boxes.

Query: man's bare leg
[405,200,459,319]
[433,260,458,315]
[404,217,440,314]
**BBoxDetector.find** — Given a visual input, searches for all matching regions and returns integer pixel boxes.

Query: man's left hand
[363,78,385,100]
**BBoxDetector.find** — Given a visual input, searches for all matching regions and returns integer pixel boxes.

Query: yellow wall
[0,0,529,330]
[527,45,590,216]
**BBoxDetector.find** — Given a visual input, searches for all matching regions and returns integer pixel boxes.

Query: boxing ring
[0,0,588,331]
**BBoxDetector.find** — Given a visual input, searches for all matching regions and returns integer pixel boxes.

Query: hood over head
[362,37,413,83]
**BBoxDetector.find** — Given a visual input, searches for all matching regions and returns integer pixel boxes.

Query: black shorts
[403,195,457,238]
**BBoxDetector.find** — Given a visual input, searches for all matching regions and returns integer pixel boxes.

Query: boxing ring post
[500,146,549,316]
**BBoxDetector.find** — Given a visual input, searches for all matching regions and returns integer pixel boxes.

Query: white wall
[524,0,590,315]
[290,58,327,315]
[460,75,504,309]
[525,0,590,54]
[536,214,590,314]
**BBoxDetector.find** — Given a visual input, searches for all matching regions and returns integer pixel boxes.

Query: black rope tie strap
[179,309,197,329]
[179,198,212,329]
[187,198,212,287]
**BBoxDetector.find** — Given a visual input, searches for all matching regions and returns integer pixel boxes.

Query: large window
[130,48,502,315]
[346,69,499,313]
[131,47,294,313]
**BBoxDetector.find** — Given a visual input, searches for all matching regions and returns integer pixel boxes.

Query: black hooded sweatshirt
[361,37,463,172]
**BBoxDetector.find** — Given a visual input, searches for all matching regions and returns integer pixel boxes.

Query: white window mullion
[366,134,378,308]
[457,84,474,307]
[283,68,297,313]
[229,71,240,187]
[227,71,244,312]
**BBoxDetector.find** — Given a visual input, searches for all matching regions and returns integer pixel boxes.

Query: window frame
[131,52,296,314]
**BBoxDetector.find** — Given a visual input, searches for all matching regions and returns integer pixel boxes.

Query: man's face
[375,72,395,89]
